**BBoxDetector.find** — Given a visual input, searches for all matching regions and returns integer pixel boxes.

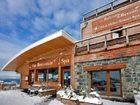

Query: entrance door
[62,67,71,87]
[29,70,34,85]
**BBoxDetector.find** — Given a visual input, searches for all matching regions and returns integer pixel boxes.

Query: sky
[0,0,110,79]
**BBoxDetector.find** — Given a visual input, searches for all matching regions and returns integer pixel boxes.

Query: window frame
[91,69,122,97]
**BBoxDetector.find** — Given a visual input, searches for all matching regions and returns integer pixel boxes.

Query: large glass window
[110,71,121,96]
[48,68,58,81]
[91,70,121,97]
[92,71,107,95]
[38,70,47,82]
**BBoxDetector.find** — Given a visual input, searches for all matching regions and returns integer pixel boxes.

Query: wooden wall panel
[75,44,140,63]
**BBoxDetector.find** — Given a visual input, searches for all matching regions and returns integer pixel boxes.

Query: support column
[71,50,75,89]
[34,69,38,83]
[58,65,61,85]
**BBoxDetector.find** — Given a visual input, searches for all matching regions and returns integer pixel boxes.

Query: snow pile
[57,87,78,100]
[49,99,64,105]
[57,86,103,105]
[0,90,45,105]
[133,89,140,105]
[134,95,140,105]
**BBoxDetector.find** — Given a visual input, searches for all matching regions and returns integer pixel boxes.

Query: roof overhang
[1,30,76,71]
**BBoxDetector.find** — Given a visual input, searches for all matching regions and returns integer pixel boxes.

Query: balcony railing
[75,23,140,55]
[83,0,138,21]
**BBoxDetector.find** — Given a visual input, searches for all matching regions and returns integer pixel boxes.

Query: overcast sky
[0,0,110,79]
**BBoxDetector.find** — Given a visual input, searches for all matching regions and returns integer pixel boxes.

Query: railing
[75,23,140,55]
[83,0,138,21]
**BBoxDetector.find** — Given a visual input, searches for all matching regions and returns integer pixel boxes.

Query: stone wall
[74,55,140,100]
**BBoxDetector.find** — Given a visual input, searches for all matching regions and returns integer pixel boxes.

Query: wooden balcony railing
[83,0,138,21]
[75,23,140,55]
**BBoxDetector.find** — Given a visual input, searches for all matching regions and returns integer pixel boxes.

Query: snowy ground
[0,90,135,105]
[0,90,63,105]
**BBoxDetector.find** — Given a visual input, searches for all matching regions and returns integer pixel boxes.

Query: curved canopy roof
[1,30,76,71]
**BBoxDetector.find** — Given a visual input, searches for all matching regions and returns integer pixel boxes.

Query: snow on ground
[0,90,135,105]
[0,90,64,105]
[103,99,134,105]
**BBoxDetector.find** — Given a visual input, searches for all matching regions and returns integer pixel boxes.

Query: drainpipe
[80,21,88,40]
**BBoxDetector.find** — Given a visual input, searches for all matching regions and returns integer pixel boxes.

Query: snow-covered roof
[1,30,76,71]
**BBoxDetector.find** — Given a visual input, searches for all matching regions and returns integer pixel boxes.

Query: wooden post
[58,65,61,85]
[34,69,38,82]
[111,2,113,10]
[87,39,90,53]
[104,34,107,50]
[125,29,129,46]
[107,71,110,96]
[71,52,75,89]
[95,9,98,16]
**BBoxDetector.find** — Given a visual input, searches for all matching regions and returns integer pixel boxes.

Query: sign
[92,2,140,32]
[60,57,71,66]
[29,55,71,69]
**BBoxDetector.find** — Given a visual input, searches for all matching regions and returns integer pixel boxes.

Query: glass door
[62,67,71,87]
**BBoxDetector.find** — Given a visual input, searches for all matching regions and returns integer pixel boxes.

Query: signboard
[92,2,140,32]
[29,55,71,69]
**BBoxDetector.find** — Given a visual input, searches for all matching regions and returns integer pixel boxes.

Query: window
[48,68,58,81]
[112,28,123,39]
[38,70,47,82]
[91,70,121,97]
[92,71,107,95]
[110,71,121,96]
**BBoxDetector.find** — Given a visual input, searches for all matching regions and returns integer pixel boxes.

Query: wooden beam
[83,63,126,72]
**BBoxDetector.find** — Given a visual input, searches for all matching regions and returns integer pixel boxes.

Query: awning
[1,30,76,71]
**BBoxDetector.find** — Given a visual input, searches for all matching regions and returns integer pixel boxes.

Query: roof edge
[1,30,76,71]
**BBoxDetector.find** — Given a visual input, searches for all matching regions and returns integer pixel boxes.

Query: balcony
[83,0,138,21]
[75,24,140,55]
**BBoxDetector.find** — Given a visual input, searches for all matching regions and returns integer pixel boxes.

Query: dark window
[112,28,123,39]
[38,70,47,82]
[110,71,121,96]
[92,71,107,95]
[48,68,58,81]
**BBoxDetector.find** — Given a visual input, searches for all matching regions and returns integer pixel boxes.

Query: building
[75,0,140,100]
[2,0,140,101]
[2,31,76,90]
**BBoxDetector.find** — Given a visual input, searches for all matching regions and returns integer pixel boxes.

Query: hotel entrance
[61,66,71,87]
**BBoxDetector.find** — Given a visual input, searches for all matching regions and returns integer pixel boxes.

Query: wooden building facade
[2,0,140,101]
[2,31,75,90]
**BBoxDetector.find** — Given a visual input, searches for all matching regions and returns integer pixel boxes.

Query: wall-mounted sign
[60,57,70,66]
[92,2,140,32]
[29,55,71,69]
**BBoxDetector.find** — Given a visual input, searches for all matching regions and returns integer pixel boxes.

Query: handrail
[75,23,140,54]
[83,0,136,21]
[76,23,140,44]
